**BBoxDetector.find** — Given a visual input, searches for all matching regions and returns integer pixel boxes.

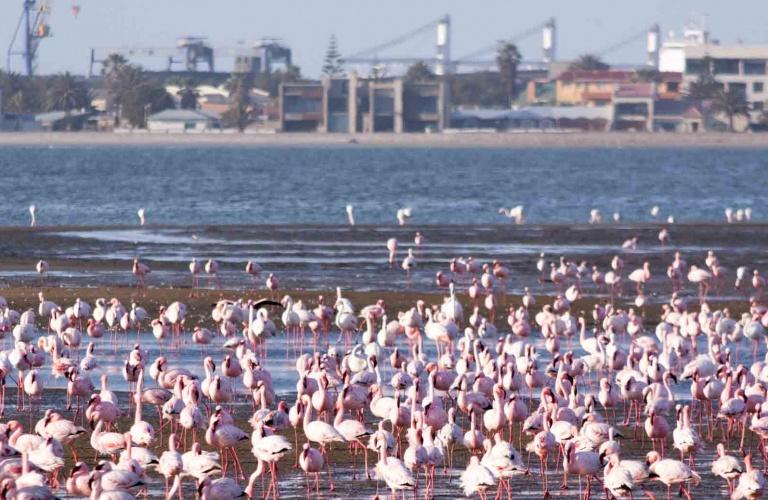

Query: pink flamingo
[132,257,150,289]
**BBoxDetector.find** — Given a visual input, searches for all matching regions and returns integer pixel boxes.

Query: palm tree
[0,71,43,113]
[496,42,522,106]
[170,77,199,110]
[569,54,610,71]
[224,72,254,132]
[101,53,128,79]
[46,72,91,112]
[404,61,434,83]
[711,88,750,132]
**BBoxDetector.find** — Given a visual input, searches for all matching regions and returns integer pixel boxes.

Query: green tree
[711,87,750,132]
[102,54,145,125]
[101,53,128,79]
[0,71,44,113]
[686,57,719,102]
[172,77,199,110]
[121,82,174,128]
[569,54,610,71]
[496,42,522,106]
[684,57,720,130]
[635,68,662,83]
[46,72,91,112]
[404,61,434,83]
[321,35,345,78]
[253,65,302,97]
[223,72,254,132]
[449,72,507,107]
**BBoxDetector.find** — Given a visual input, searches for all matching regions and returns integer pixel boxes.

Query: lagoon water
[1,146,767,225]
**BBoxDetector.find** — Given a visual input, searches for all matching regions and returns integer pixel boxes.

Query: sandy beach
[1,130,768,148]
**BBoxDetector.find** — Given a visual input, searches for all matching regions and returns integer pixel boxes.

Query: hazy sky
[3,0,768,77]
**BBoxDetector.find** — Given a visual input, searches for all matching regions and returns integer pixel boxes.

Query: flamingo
[132,258,150,289]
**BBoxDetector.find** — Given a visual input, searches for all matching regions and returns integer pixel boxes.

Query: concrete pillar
[320,77,329,133]
[348,71,358,134]
[543,19,557,63]
[278,84,285,131]
[368,84,375,133]
[438,79,449,130]
[647,98,654,132]
[435,15,451,76]
[647,24,660,68]
[394,79,404,133]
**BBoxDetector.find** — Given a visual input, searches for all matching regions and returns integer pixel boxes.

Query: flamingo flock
[4,213,768,500]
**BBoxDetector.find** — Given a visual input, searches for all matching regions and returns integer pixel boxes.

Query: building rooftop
[685,44,768,59]
[453,106,612,122]
[558,70,636,83]
[35,110,93,123]
[614,83,655,98]
[148,109,220,121]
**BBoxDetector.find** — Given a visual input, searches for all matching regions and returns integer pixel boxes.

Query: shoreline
[1,130,768,148]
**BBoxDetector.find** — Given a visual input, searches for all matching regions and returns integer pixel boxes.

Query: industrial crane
[6,0,52,76]
[344,15,557,75]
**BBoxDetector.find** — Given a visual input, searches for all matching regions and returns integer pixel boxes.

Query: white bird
[137,208,146,226]
[732,453,765,500]
[29,204,37,227]
[374,439,415,496]
[498,206,524,224]
[460,455,496,497]
[345,205,355,225]
[397,208,412,226]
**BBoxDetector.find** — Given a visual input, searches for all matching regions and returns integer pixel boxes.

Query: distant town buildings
[146,109,221,132]
[3,22,768,134]
[279,73,448,133]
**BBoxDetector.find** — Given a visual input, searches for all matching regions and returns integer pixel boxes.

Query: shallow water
[1,146,767,225]
[3,223,767,297]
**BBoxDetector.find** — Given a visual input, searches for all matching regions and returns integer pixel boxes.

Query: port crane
[6,0,52,75]
[344,15,556,76]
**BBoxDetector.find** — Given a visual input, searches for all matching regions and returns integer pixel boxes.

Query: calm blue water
[1,146,766,225]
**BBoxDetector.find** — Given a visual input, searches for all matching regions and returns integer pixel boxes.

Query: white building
[146,109,221,133]
[660,25,768,128]
[659,26,709,73]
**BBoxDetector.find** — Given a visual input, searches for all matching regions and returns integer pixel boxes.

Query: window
[666,82,679,92]
[729,82,747,95]
[713,59,740,75]
[753,101,765,112]
[686,58,706,75]
[745,60,767,75]
[754,82,764,93]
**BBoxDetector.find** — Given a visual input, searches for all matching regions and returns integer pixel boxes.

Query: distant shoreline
[1,131,768,148]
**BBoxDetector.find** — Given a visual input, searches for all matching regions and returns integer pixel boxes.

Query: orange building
[526,69,683,106]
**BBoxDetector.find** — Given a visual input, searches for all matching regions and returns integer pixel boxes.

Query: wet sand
[1,131,768,148]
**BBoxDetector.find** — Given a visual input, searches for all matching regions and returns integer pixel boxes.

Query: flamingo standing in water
[387,238,398,267]
[402,249,416,286]
[132,258,150,289]
[205,259,221,289]
[35,260,49,283]
[189,258,202,294]
[245,260,262,288]
[266,273,279,299]
[628,261,651,294]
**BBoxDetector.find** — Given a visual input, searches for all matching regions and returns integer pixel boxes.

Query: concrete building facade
[279,74,448,133]
[683,44,768,119]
